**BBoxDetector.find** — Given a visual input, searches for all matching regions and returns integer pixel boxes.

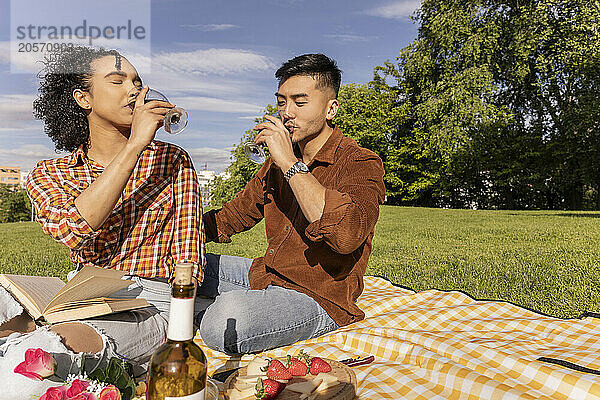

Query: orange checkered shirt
[26,140,205,280]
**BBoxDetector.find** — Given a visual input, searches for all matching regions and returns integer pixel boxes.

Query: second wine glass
[244,112,285,164]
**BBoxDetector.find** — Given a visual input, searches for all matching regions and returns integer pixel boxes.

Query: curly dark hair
[33,46,121,152]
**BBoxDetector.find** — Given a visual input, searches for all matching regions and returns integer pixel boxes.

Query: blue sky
[0,0,419,172]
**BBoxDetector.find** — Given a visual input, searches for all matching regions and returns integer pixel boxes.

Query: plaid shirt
[27,140,205,280]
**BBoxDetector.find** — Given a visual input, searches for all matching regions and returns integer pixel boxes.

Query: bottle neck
[167,285,195,341]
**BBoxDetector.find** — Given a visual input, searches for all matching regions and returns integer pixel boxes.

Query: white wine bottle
[146,263,207,399]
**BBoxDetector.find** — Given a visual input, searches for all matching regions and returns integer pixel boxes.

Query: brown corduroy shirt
[203,126,386,326]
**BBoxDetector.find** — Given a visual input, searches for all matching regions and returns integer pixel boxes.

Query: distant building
[20,170,31,189]
[197,170,216,206]
[0,166,21,187]
[196,169,230,206]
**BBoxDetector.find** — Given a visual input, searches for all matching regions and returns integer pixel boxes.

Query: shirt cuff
[169,260,202,282]
[202,209,232,243]
[62,198,102,242]
[305,188,352,242]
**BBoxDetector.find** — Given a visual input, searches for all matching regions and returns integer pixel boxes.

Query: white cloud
[175,96,262,114]
[186,147,232,172]
[142,69,258,98]
[0,45,274,172]
[324,34,377,43]
[0,144,65,170]
[237,115,264,120]
[0,94,37,129]
[0,43,272,96]
[363,0,421,19]
[180,24,239,32]
[0,141,234,174]
[152,48,274,76]
[0,41,44,72]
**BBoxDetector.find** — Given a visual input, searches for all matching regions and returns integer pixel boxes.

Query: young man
[199,54,386,354]
[0,47,204,373]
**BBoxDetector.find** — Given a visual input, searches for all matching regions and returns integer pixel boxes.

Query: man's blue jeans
[197,253,339,355]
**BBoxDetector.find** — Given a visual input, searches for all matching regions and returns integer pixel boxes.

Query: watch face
[297,162,309,172]
[284,162,309,181]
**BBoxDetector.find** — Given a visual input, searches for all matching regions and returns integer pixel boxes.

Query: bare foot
[0,312,36,337]
[50,322,103,353]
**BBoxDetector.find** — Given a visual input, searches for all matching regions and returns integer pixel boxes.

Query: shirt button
[285,226,290,231]
[269,249,274,255]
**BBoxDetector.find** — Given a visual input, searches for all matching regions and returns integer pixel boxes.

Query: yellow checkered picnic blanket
[194,276,600,399]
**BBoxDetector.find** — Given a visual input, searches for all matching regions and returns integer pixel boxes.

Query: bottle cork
[173,263,193,285]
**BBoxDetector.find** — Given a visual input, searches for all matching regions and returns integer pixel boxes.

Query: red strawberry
[286,356,308,376]
[265,359,292,380]
[255,378,285,400]
[309,357,332,375]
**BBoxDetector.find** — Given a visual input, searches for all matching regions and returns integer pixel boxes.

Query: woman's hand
[128,86,174,151]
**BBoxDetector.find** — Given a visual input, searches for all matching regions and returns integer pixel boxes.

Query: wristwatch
[284,161,309,181]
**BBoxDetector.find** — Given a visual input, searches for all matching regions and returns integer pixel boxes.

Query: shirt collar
[308,125,343,166]
[68,145,87,168]
[67,141,159,169]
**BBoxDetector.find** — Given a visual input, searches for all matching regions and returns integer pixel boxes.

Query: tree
[0,187,32,223]
[335,81,440,205]
[378,0,600,209]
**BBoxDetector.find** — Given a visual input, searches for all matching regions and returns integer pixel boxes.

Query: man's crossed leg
[197,253,339,355]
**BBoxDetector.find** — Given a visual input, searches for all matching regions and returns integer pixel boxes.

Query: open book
[0,266,150,324]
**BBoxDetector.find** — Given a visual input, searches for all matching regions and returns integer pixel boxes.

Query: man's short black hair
[275,54,342,98]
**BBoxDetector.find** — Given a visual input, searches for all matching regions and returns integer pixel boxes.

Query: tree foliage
[0,187,32,223]
[335,81,440,205]
[377,0,600,209]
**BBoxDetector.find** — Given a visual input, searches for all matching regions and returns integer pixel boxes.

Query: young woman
[0,46,205,377]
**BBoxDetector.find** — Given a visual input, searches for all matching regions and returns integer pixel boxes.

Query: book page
[46,297,149,313]
[46,298,108,312]
[44,298,149,324]
[65,265,127,287]
[44,276,133,312]
[0,274,64,319]
[105,297,149,312]
[45,302,112,324]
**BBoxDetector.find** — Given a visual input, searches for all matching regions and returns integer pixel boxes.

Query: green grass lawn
[1,206,599,319]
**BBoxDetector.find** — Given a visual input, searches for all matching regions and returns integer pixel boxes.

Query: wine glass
[144,88,188,135]
[244,112,285,164]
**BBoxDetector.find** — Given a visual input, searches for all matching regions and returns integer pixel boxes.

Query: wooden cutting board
[223,358,357,400]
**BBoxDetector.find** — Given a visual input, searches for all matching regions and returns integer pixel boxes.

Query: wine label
[165,387,205,400]
[167,297,194,341]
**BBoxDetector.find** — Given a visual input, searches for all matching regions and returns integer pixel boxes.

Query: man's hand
[253,114,297,172]
[128,86,174,151]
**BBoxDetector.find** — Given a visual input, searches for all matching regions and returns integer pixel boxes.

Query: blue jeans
[81,275,211,377]
[197,253,339,355]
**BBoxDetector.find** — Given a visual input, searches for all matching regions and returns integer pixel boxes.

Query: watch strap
[284,161,308,181]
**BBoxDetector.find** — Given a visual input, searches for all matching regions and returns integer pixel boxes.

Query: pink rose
[98,385,121,400]
[39,385,67,400]
[14,348,56,380]
[67,392,97,400]
[66,379,90,398]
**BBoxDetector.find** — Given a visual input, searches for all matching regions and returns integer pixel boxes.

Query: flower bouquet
[14,348,139,400]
